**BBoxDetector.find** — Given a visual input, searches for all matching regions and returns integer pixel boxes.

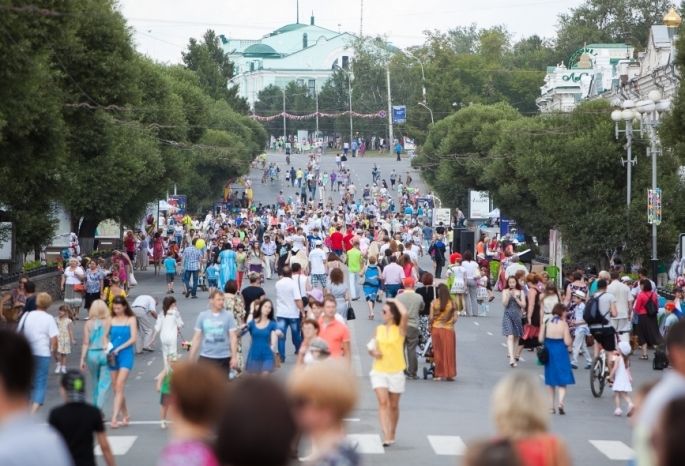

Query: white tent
[488,208,500,218]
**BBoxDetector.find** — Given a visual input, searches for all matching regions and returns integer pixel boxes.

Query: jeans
[348,271,359,300]
[31,356,51,405]
[183,269,199,296]
[385,284,401,298]
[404,326,420,377]
[465,279,479,317]
[435,261,445,279]
[86,349,111,409]
[277,317,302,362]
[572,326,592,366]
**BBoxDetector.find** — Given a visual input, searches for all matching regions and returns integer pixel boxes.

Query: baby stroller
[420,335,435,380]
[197,264,209,292]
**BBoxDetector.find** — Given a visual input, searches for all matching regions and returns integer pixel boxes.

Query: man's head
[0,330,34,420]
[291,263,302,274]
[323,295,337,319]
[596,279,608,291]
[281,266,292,278]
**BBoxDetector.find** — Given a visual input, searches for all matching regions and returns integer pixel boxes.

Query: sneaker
[54,364,62,374]
[160,420,167,429]
[614,408,623,416]
[584,363,592,369]
[61,366,67,374]
[571,363,578,369]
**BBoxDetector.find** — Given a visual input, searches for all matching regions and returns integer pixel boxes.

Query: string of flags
[251,110,387,122]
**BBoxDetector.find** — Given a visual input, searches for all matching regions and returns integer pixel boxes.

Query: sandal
[110,420,121,429]
[639,355,649,360]
[558,405,566,415]
[368,314,374,320]
[121,416,130,427]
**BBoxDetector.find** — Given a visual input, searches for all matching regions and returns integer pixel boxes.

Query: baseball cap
[309,337,330,355]
[621,276,632,283]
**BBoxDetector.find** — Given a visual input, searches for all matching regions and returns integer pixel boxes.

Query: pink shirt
[382,263,404,285]
[158,439,219,466]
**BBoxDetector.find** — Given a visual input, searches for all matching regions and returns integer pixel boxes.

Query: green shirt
[161,371,172,395]
[347,248,363,273]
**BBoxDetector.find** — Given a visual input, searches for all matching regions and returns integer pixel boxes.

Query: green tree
[182,29,248,113]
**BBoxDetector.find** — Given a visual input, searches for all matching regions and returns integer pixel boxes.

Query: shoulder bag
[536,322,549,365]
[346,301,356,320]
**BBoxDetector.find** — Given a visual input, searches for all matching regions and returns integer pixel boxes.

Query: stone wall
[1,271,63,302]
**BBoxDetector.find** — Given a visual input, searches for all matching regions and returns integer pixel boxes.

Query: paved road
[40,150,646,465]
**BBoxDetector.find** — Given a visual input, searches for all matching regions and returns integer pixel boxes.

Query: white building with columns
[221,15,356,107]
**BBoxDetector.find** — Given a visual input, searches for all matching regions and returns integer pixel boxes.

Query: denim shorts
[31,356,51,405]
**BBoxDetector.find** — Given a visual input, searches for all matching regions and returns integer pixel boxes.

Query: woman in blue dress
[244,299,282,375]
[539,303,575,415]
[218,243,237,291]
[108,296,137,428]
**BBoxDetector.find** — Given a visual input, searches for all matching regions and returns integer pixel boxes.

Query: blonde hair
[491,372,548,439]
[88,299,110,320]
[36,292,52,309]
[288,359,358,421]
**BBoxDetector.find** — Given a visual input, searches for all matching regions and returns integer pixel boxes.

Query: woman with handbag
[502,276,525,367]
[429,284,457,381]
[538,303,575,415]
[61,257,85,320]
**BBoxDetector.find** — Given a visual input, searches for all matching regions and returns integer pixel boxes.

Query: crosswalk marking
[346,434,385,454]
[96,435,137,456]
[589,440,634,461]
[428,435,466,456]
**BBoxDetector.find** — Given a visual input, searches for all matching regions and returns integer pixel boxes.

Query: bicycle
[590,348,609,398]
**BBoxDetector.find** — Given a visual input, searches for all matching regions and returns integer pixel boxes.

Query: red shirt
[343,232,355,251]
[634,290,657,316]
[330,231,344,250]
[318,317,350,358]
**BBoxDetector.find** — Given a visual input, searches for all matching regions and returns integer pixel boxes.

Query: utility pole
[386,64,393,147]
[348,74,353,147]
[360,0,364,37]
[282,88,286,144]
[315,88,319,137]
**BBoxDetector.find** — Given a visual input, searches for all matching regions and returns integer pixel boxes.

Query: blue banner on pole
[392,105,406,124]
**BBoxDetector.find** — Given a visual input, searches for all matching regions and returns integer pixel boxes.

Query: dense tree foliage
[0,1,264,261]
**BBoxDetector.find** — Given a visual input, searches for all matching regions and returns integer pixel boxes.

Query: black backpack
[583,292,609,326]
[645,293,658,317]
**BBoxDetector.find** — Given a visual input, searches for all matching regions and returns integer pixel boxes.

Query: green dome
[273,23,307,34]
[243,43,280,57]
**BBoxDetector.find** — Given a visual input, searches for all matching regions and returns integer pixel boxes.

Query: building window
[297,79,305,87]
[342,55,349,69]
[250,62,255,72]
[308,79,315,95]
[302,33,308,49]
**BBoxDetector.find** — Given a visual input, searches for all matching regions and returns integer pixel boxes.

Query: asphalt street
[39,150,648,466]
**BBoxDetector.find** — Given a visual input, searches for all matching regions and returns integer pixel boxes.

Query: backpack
[653,344,669,370]
[645,292,658,317]
[363,265,380,288]
[583,292,608,326]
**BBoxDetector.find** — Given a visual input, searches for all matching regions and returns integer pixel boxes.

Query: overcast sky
[118,0,586,63]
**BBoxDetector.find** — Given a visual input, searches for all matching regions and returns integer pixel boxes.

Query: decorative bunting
[250,110,387,122]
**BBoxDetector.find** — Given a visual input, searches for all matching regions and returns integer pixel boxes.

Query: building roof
[272,23,308,34]
[243,43,280,57]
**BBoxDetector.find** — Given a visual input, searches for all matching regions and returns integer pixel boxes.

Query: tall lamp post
[334,65,353,147]
[610,100,638,207]
[634,90,671,281]
[418,101,434,125]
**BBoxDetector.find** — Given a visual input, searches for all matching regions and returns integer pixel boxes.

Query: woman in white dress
[610,341,634,416]
[153,296,184,369]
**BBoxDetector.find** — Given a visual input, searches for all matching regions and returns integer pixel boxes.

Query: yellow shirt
[372,324,405,373]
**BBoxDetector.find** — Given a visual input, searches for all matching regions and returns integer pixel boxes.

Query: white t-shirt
[607,280,633,319]
[131,295,156,313]
[462,260,479,279]
[19,311,59,357]
[64,266,84,285]
[309,248,327,275]
[275,277,302,319]
[290,234,306,251]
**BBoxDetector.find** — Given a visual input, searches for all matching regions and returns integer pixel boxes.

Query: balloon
[196,239,206,250]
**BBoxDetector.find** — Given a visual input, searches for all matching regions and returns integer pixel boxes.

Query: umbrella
[488,208,500,218]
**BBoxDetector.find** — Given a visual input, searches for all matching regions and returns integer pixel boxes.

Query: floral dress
[225,293,246,368]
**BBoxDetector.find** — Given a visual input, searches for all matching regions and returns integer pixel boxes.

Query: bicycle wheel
[590,356,605,398]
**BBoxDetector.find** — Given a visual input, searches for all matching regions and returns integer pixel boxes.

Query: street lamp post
[634,90,671,282]
[418,101,434,125]
[610,100,639,207]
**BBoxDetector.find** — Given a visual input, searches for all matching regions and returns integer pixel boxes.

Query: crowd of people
[2,149,684,466]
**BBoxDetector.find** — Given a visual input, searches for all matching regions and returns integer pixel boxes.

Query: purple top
[157,439,219,466]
